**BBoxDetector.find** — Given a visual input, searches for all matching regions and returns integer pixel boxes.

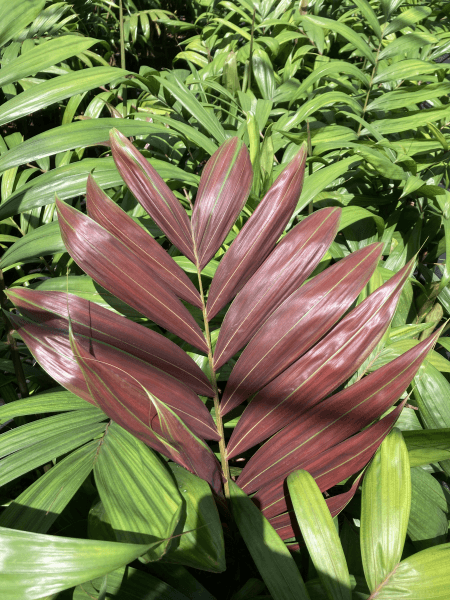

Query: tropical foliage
[1,0,450,599]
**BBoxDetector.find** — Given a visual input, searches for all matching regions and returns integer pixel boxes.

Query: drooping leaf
[8,288,213,395]
[56,198,208,352]
[10,315,217,441]
[86,175,202,307]
[191,137,252,270]
[109,128,196,262]
[213,207,341,370]
[206,143,307,320]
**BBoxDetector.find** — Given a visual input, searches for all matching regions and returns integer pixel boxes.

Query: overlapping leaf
[7,288,212,395]
[56,198,208,352]
[109,128,196,262]
[71,334,223,492]
[221,242,383,418]
[191,136,253,269]
[206,144,307,320]
[213,207,341,370]
[86,175,202,307]
[9,314,217,442]
[226,259,413,456]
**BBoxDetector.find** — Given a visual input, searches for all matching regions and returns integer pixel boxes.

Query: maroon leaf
[213,207,341,370]
[109,128,196,262]
[86,175,202,307]
[206,144,307,320]
[10,315,219,441]
[56,198,208,353]
[226,259,413,457]
[221,243,383,418]
[7,288,213,396]
[251,403,404,516]
[191,137,252,270]
[233,327,440,490]
[71,335,222,492]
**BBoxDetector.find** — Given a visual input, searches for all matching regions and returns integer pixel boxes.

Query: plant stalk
[357,41,383,136]
[118,0,127,117]
[0,269,29,398]
[196,266,231,498]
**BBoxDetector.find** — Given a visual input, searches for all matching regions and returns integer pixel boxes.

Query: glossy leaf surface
[206,144,307,320]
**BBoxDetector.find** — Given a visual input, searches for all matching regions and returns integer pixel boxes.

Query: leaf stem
[196,266,231,498]
[357,41,383,137]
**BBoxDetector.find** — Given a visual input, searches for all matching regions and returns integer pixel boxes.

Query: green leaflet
[0,36,98,88]
[0,67,128,127]
[403,429,450,467]
[0,440,101,533]
[0,221,65,269]
[162,463,225,572]
[0,527,154,600]
[93,424,182,561]
[288,470,352,600]
[0,0,45,47]
[360,429,411,593]
[229,480,310,600]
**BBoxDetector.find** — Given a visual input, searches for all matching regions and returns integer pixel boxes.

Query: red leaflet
[213,207,341,370]
[11,315,219,441]
[206,144,307,320]
[221,243,383,418]
[7,288,213,396]
[86,176,202,308]
[109,128,196,263]
[191,137,252,270]
[233,329,440,488]
[251,404,404,516]
[56,198,208,353]
[71,336,222,492]
[226,260,413,457]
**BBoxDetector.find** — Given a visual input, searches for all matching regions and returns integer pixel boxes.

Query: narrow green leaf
[0,221,65,269]
[229,480,310,600]
[360,429,411,593]
[404,429,450,467]
[288,470,351,600]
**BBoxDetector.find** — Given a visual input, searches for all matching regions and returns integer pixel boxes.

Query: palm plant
[1,130,449,598]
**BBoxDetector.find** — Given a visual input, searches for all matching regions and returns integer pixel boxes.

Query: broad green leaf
[0,440,100,533]
[300,15,375,65]
[367,83,450,112]
[0,119,174,174]
[0,0,44,47]
[0,389,94,421]
[0,410,106,487]
[162,463,225,572]
[0,526,154,600]
[252,47,276,100]
[0,157,198,220]
[374,544,450,599]
[229,480,310,600]
[373,60,450,85]
[0,36,98,88]
[0,67,127,127]
[0,221,65,269]
[73,566,191,600]
[360,429,411,593]
[408,467,448,552]
[379,33,438,61]
[383,6,432,37]
[94,424,182,560]
[156,76,226,144]
[147,563,216,600]
[404,429,450,467]
[352,0,382,40]
[288,470,351,600]
[289,156,361,222]
[288,62,370,103]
